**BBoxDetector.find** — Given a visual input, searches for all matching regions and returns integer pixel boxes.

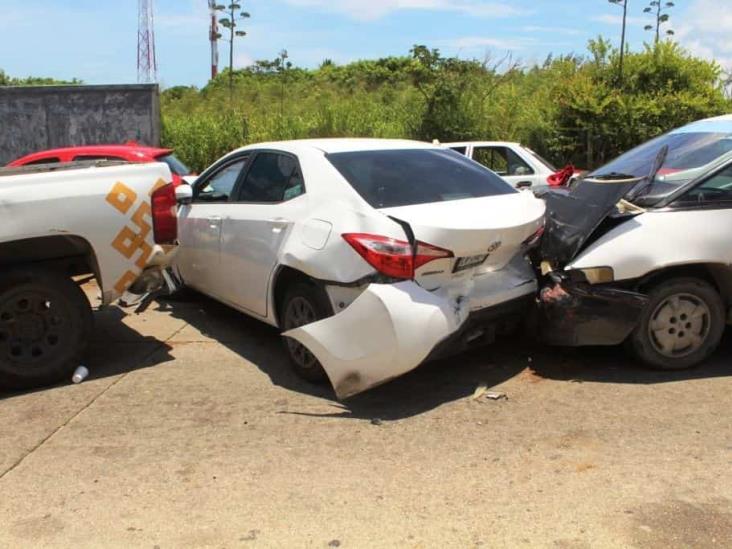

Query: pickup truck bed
[0,160,176,389]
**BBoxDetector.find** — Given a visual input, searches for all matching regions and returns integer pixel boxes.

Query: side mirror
[182,175,198,186]
[175,184,193,205]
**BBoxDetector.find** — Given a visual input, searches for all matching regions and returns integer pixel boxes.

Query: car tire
[0,269,93,390]
[629,277,725,370]
[279,281,334,383]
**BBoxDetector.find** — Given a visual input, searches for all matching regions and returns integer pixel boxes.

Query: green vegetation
[0,70,82,86]
[161,40,730,172]
[4,37,729,173]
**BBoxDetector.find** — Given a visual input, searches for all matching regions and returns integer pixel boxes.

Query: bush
[159,40,731,171]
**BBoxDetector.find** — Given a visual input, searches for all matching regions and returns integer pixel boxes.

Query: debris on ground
[370,418,383,426]
[472,383,488,400]
[472,383,508,402]
[72,366,89,384]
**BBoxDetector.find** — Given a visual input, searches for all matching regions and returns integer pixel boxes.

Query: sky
[0,0,729,87]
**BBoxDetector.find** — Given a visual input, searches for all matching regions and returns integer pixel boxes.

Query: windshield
[156,153,191,176]
[590,118,732,190]
[327,148,514,209]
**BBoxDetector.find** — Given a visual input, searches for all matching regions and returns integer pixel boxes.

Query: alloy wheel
[283,296,318,370]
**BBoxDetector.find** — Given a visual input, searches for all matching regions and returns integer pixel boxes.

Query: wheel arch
[636,263,732,306]
[0,235,101,285]
[271,265,320,329]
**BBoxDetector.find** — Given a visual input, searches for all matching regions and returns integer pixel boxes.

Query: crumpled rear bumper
[284,256,538,400]
[538,280,648,347]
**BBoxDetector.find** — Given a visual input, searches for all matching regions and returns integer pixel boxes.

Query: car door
[176,155,249,296]
[669,163,732,264]
[472,146,537,189]
[216,151,307,317]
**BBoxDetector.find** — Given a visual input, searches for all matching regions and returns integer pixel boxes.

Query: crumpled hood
[537,177,642,267]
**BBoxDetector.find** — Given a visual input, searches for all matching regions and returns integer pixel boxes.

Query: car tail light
[151,183,178,244]
[342,233,453,279]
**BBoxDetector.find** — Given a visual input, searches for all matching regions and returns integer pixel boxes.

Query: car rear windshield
[156,153,190,176]
[327,148,514,208]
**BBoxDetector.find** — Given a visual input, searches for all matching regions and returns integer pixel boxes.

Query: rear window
[157,153,190,176]
[327,148,514,208]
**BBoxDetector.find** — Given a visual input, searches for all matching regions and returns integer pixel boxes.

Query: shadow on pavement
[158,290,529,420]
[0,305,174,402]
[158,289,732,419]
[528,332,732,385]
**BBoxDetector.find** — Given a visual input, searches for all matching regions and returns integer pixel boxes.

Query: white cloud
[674,0,732,69]
[282,0,528,21]
[442,36,537,51]
[591,14,654,26]
[521,25,583,36]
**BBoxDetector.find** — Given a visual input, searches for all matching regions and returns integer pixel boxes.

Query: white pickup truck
[0,160,179,389]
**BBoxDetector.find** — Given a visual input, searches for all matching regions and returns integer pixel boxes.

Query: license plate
[453,254,489,273]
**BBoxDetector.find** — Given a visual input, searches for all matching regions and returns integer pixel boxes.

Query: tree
[644,1,675,43]
[608,0,629,85]
[213,2,251,96]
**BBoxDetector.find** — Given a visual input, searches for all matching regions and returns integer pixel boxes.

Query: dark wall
[0,84,161,165]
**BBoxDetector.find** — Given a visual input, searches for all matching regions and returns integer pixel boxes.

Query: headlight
[578,267,615,284]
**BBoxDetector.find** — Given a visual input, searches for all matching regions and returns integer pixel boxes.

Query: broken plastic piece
[284,281,469,399]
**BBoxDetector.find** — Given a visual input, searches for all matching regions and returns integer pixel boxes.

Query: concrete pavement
[2,289,732,548]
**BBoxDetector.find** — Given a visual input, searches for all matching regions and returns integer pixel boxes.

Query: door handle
[207,215,222,229]
[516,181,533,189]
[268,218,290,233]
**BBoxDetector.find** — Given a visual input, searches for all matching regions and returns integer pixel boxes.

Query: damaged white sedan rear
[174,139,545,398]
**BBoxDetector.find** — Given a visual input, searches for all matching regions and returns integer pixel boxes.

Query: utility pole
[209,0,220,79]
[609,0,628,86]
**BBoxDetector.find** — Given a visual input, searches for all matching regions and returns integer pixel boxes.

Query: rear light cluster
[151,183,178,244]
[342,233,453,280]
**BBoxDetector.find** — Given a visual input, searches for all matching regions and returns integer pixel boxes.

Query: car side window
[676,165,732,205]
[450,146,467,155]
[473,147,534,176]
[195,157,248,203]
[236,152,304,203]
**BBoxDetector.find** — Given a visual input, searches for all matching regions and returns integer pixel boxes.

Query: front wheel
[0,269,93,390]
[280,282,333,382]
[629,277,725,370]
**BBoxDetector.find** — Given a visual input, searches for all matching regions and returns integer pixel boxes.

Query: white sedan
[173,139,545,398]
[539,115,732,370]
[442,141,560,189]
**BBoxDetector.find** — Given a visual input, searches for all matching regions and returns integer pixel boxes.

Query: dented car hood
[537,177,642,267]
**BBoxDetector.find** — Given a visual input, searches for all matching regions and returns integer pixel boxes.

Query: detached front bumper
[539,278,648,347]
[285,256,537,400]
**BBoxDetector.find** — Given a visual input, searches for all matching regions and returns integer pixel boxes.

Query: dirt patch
[626,499,732,548]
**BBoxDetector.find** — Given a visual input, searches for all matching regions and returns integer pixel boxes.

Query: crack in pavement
[0,322,188,482]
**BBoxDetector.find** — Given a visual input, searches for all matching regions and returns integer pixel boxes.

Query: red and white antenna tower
[209,0,220,79]
[137,0,158,83]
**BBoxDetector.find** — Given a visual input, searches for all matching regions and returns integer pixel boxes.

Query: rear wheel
[629,278,725,370]
[0,269,92,390]
[280,282,333,382]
